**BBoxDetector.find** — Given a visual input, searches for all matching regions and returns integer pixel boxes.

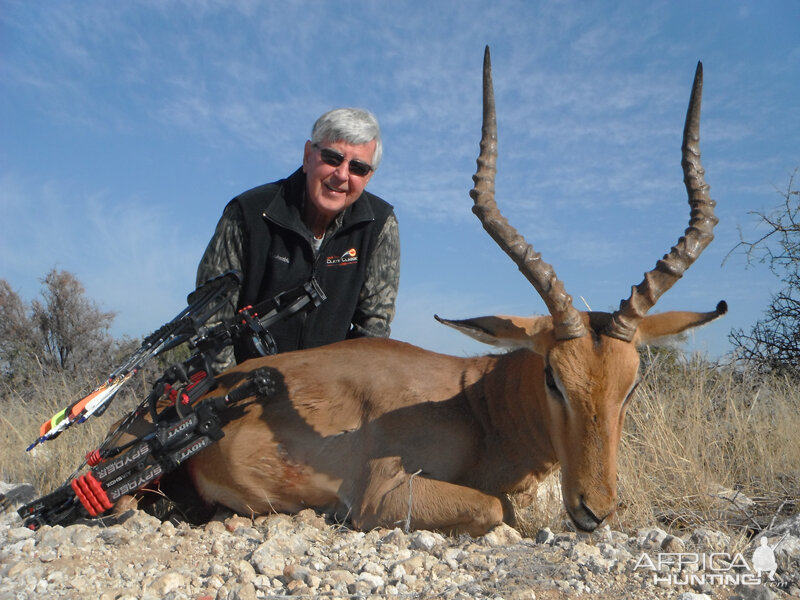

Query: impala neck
[468,350,559,483]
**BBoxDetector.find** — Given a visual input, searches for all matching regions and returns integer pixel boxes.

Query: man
[197,108,399,370]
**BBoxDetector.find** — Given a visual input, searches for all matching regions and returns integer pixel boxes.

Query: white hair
[311,108,382,169]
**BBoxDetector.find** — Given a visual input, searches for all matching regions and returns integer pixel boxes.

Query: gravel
[1,482,797,600]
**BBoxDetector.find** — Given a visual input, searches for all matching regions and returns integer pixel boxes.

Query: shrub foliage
[729,170,800,377]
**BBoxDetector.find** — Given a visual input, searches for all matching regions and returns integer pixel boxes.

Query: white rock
[481,523,523,547]
[689,527,731,552]
[149,570,185,595]
[410,530,439,552]
[6,526,35,541]
[357,571,385,591]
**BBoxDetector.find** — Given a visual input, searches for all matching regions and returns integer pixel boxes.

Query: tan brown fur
[180,305,721,536]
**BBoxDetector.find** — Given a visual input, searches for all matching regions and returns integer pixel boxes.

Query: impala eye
[544,366,564,401]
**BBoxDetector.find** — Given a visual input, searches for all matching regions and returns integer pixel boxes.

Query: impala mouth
[566,495,607,532]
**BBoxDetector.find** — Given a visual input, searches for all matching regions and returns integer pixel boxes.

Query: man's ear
[434,314,554,353]
[302,140,313,173]
[635,301,728,345]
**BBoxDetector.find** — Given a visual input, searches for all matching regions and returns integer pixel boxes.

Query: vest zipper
[298,231,332,348]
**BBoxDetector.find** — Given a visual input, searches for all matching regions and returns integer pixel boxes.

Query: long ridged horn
[606,62,717,341]
[470,46,586,341]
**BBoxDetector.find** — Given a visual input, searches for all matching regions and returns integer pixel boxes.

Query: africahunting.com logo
[634,535,780,587]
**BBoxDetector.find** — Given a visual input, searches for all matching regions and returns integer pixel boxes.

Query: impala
[173,48,725,536]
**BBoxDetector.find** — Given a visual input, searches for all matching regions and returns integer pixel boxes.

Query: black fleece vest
[232,168,393,360]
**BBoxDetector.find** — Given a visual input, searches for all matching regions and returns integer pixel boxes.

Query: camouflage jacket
[197,170,400,371]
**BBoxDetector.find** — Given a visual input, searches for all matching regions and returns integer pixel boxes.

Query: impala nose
[569,495,612,532]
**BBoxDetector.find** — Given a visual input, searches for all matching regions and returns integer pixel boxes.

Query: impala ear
[434,314,554,351]
[634,301,728,345]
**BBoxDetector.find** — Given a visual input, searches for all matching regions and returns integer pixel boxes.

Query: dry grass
[2,353,798,543]
[614,351,799,541]
[0,373,148,495]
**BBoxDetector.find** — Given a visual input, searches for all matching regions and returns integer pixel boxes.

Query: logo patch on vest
[326,248,358,267]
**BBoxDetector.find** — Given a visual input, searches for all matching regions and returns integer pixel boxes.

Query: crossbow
[17,271,325,530]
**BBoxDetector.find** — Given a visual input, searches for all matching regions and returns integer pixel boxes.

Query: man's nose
[330,162,351,181]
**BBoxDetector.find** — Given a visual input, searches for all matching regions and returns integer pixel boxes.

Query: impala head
[438,47,725,532]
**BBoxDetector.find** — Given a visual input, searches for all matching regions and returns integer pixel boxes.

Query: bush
[729,170,800,377]
[0,269,118,387]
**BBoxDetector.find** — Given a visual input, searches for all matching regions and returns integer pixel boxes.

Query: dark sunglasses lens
[348,161,372,177]
[320,148,344,167]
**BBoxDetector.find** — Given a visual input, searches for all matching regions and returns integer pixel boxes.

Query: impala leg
[352,459,507,536]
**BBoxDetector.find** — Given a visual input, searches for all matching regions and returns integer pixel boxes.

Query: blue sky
[1,0,798,359]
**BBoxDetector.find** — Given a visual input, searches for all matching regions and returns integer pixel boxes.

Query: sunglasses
[313,143,374,177]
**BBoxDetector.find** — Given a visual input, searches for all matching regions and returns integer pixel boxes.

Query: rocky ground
[1,482,798,600]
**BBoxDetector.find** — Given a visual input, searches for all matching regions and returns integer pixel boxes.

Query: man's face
[302,138,376,221]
